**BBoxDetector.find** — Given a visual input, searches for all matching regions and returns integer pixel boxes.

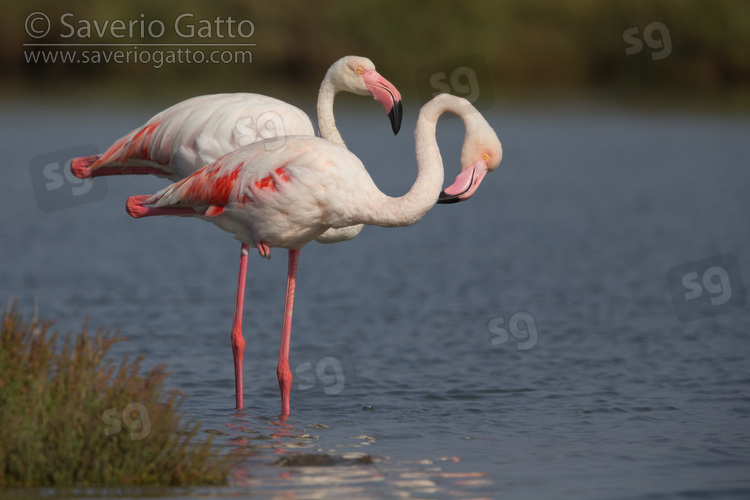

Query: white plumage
[127,94,503,415]
[72,56,403,411]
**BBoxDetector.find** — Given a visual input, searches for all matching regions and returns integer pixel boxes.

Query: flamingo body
[73,56,403,410]
[72,56,402,246]
[73,93,314,181]
[130,137,380,251]
[72,56,402,186]
[127,94,503,415]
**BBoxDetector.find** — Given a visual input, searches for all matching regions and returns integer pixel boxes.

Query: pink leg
[72,155,168,179]
[277,249,299,415]
[232,243,249,409]
[89,165,169,177]
[126,195,199,218]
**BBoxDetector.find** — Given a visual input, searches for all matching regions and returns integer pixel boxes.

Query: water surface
[1,99,749,499]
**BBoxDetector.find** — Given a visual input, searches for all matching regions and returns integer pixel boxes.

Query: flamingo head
[327,56,403,134]
[437,108,502,204]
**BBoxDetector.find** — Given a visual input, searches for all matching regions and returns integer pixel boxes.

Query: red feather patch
[205,205,225,217]
[254,166,291,191]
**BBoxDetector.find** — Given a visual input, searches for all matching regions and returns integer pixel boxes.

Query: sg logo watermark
[234,111,288,151]
[668,254,746,322]
[488,311,538,351]
[623,21,672,60]
[28,144,107,212]
[416,54,494,111]
[293,344,359,398]
[102,402,151,441]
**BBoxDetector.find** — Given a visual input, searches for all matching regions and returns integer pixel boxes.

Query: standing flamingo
[70,56,402,409]
[125,94,502,415]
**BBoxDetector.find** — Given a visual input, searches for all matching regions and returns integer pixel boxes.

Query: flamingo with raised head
[70,56,402,409]
[126,94,502,415]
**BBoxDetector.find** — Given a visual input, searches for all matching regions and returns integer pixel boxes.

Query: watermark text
[488,311,539,351]
[668,254,746,321]
[623,21,672,60]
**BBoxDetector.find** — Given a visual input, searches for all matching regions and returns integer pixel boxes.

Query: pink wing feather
[74,93,315,180]
[144,159,242,209]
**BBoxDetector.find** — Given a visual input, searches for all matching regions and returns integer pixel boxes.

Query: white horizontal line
[23,43,256,47]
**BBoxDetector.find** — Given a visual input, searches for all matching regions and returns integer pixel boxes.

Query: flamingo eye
[482,153,489,161]
[356,68,363,74]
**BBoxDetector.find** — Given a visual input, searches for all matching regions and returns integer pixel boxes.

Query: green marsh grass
[0,305,240,487]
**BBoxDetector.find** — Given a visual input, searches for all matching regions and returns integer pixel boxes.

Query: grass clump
[0,305,238,487]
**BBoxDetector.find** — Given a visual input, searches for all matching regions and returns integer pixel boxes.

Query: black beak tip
[437,191,461,204]
[388,100,403,135]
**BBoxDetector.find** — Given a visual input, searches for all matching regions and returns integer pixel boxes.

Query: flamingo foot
[126,195,201,218]
[70,155,99,179]
[257,241,271,259]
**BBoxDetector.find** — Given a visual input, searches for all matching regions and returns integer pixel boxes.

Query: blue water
[1,98,749,499]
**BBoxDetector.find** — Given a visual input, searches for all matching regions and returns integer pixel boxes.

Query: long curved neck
[317,77,345,146]
[363,98,469,227]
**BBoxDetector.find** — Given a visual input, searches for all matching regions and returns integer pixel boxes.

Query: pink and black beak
[437,159,489,204]
[361,70,403,135]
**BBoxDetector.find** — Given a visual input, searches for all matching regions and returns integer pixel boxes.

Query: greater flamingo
[70,56,402,409]
[125,94,502,415]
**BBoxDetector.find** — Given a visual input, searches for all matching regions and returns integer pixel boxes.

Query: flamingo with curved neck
[69,56,402,409]
[126,94,502,414]
[71,56,401,180]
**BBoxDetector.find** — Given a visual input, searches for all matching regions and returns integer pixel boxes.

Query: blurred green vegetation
[3,0,749,105]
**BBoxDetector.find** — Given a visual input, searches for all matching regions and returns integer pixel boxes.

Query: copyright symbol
[25,12,51,39]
